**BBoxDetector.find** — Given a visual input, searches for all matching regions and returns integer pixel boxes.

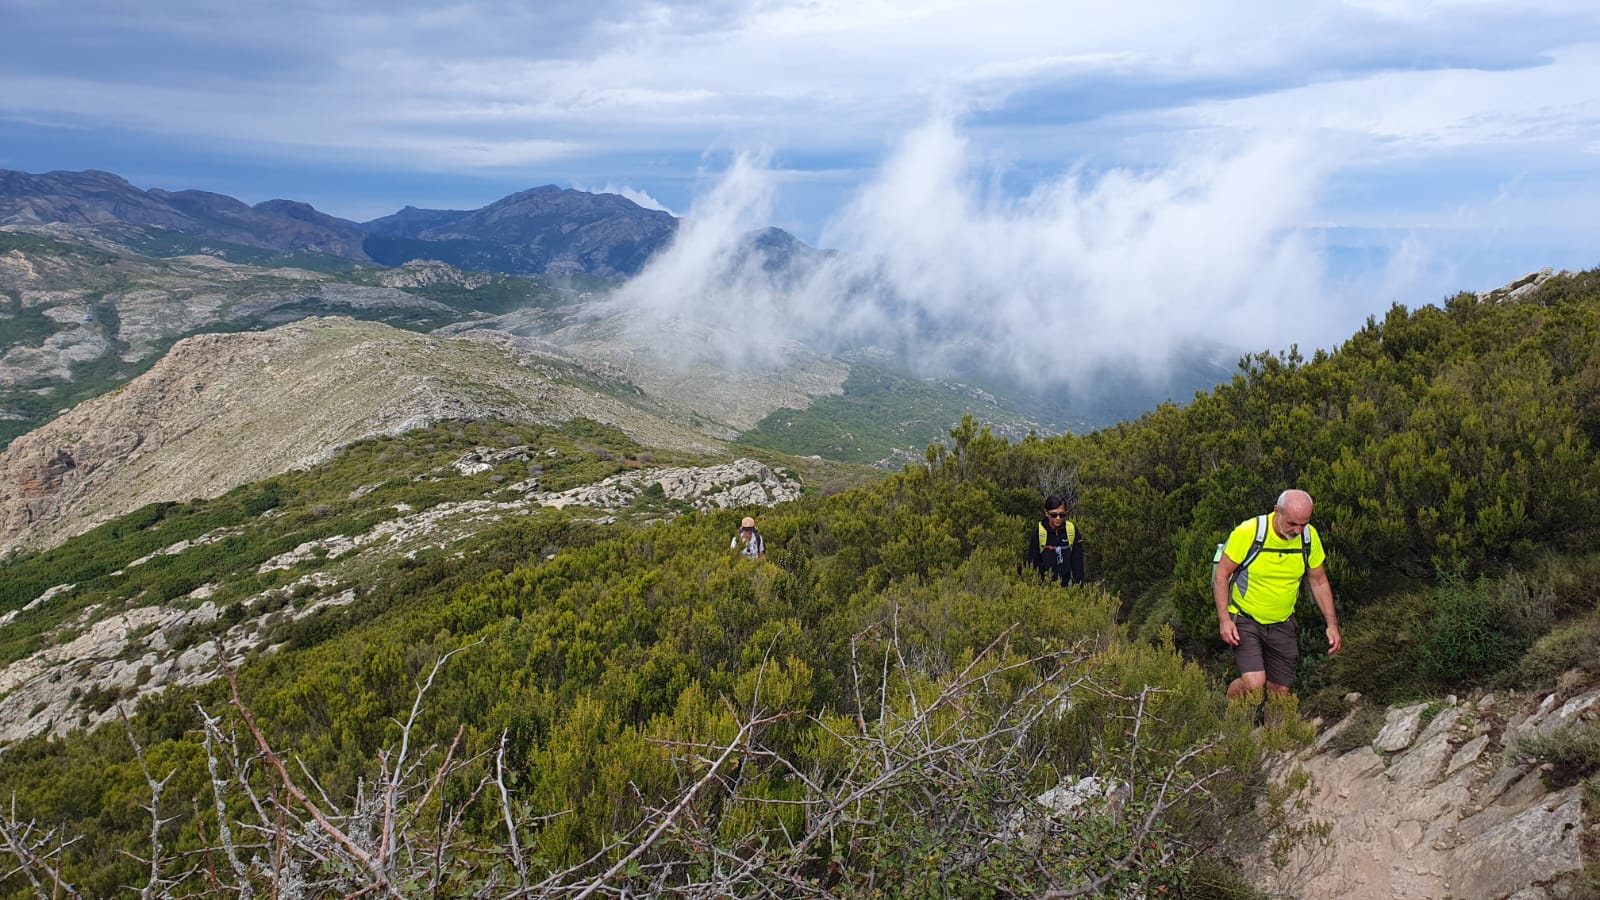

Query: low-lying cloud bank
[604,117,1398,393]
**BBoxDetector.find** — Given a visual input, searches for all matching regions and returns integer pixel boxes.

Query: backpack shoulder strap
[1247,514,1269,562]
[1232,514,1270,583]
[1064,521,1076,546]
[1038,521,1048,551]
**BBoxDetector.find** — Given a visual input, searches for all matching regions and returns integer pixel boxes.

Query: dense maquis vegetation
[736,364,1057,465]
[2,269,1600,896]
[0,451,1274,896]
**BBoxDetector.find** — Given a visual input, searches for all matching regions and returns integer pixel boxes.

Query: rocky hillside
[0,231,582,445]
[0,444,806,743]
[0,316,731,555]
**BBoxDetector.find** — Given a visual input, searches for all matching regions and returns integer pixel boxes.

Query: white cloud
[2,0,1597,327]
[609,116,1354,391]
[1176,45,1600,155]
[576,182,677,214]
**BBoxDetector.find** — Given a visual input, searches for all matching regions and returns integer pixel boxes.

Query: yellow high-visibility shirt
[1223,513,1326,624]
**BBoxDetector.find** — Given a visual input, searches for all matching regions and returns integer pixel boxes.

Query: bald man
[1213,489,1342,700]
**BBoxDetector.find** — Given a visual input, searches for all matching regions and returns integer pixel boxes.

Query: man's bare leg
[1227,671,1267,701]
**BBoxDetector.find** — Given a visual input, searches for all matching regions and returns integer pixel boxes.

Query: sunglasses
[1045,511,1067,519]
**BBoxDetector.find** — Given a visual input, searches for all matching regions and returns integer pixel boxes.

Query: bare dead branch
[225,669,404,899]
[0,795,83,900]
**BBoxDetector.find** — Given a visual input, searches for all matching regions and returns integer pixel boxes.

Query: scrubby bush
[1501,618,1600,690]
[1419,574,1552,685]
[1516,719,1600,789]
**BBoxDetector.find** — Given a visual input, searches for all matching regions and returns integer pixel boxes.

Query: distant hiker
[1026,494,1085,586]
[732,516,765,560]
[1214,489,1342,701]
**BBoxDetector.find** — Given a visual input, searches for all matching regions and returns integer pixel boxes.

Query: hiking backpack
[1037,519,1077,563]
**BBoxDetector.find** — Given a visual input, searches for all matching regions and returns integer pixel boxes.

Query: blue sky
[3,0,1599,366]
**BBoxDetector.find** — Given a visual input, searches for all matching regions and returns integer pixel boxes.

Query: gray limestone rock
[1525,687,1600,739]
[1252,684,1590,899]
[1452,788,1583,900]
[1374,702,1430,752]
[1447,734,1490,777]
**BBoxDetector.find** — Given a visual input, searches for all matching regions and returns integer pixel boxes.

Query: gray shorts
[1232,612,1299,687]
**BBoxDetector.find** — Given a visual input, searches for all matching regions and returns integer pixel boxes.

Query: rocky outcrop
[1249,681,1599,899]
[528,458,802,513]
[0,323,110,385]
[1476,267,1570,304]
[0,317,722,555]
[375,259,494,290]
[0,576,360,743]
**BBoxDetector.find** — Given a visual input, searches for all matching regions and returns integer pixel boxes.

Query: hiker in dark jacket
[1025,494,1084,586]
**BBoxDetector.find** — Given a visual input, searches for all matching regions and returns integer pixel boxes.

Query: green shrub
[1419,574,1551,685]
[1515,719,1600,789]
[1526,552,1600,617]
[1178,856,1268,899]
[1308,593,1429,703]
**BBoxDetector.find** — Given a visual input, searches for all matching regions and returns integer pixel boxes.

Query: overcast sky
[3,0,1599,361]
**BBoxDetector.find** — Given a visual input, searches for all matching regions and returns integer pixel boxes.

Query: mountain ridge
[0,169,372,259]
[0,168,811,281]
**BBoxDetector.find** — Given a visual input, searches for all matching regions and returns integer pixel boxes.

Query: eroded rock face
[1249,683,1598,899]
[0,324,110,385]
[375,259,494,290]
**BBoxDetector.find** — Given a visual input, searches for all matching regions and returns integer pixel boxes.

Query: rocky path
[1249,678,1599,899]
